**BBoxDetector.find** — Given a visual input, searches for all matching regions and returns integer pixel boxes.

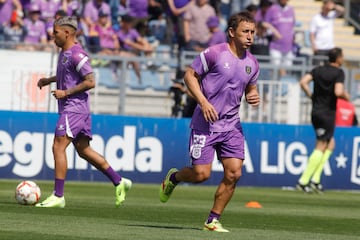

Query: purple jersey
[83,0,110,23]
[190,43,259,133]
[23,18,47,43]
[0,0,13,25]
[128,0,148,18]
[208,30,227,47]
[117,28,140,51]
[95,24,117,49]
[264,3,295,53]
[65,0,80,16]
[56,44,93,114]
[40,0,62,19]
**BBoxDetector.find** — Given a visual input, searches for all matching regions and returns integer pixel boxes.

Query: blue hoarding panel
[0,111,360,190]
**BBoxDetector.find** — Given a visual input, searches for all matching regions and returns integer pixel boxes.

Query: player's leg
[203,157,242,233]
[203,128,244,232]
[74,136,132,206]
[297,139,326,192]
[311,137,335,193]
[160,129,215,203]
[36,114,72,208]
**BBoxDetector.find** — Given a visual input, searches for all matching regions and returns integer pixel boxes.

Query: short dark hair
[227,11,255,34]
[328,47,342,63]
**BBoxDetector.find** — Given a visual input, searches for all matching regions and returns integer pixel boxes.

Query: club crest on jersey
[245,66,252,74]
[62,56,68,64]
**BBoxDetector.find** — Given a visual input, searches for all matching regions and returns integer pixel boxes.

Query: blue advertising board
[0,111,360,190]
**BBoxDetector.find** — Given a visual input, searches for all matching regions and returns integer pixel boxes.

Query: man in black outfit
[296,47,350,193]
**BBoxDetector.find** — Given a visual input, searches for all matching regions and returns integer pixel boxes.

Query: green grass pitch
[1,179,360,240]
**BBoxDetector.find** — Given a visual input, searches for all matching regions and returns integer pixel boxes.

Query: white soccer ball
[15,180,41,205]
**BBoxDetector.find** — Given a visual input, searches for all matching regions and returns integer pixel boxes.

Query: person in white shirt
[310,0,344,58]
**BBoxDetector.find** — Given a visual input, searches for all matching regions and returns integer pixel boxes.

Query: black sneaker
[296,183,312,193]
[310,181,324,194]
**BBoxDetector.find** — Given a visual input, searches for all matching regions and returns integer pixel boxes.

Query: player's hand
[246,93,260,106]
[51,90,67,99]
[200,100,218,123]
[37,78,50,89]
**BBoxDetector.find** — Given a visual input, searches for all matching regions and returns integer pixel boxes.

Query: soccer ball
[15,180,41,205]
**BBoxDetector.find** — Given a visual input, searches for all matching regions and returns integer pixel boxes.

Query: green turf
[1,179,360,240]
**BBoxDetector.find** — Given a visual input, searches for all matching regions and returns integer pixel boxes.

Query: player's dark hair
[328,47,342,63]
[227,11,255,34]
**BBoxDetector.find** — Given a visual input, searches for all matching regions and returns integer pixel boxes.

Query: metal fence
[1,44,360,124]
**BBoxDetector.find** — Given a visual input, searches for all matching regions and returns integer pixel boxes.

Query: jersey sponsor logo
[223,62,230,69]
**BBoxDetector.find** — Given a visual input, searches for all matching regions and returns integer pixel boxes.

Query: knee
[193,169,211,183]
[225,169,242,184]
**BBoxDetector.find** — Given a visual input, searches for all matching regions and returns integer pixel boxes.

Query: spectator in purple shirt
[127,0,149,36]
[264,0,295,76]
[254,0,272,23]
[83,0,111,37]
[206,15,226,47]
[39,0,62,21]
[23,3,47,50]
[117,14,154,55]
[62,0,81,16]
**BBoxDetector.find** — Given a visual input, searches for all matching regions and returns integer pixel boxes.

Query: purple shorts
[189,128,245,165]
[55,111,92,141]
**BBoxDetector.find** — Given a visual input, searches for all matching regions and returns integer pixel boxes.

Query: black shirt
[311,64,345,112]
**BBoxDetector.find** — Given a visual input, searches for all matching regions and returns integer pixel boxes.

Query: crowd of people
[0,0,347,70]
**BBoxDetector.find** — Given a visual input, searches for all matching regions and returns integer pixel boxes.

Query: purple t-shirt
[83,0,110,23]
[208,30,227,47]
[95,24,117,49]
[190,43,259,133]
[264,3,295,53]
[56,44,93,114]
[166,0,191,16]
[65,0,80,16]
[128,0,148,18]
[23,18,47,43]
[0,0,13,25]
[39,0,62,19]
[117,28,140,51]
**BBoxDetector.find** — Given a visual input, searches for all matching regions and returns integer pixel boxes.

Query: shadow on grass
[125,223,201,231]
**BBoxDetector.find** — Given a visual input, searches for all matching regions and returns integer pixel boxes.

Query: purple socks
[54,178,64,197]
[170,172,179,185]
[207,210,220,224]
[104,167,122,186]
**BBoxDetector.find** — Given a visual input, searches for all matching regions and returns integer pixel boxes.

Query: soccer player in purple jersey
[35,16,132,208]
[159,11,260,232]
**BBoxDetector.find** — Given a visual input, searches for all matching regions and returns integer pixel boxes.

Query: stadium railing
[1,42,360,124]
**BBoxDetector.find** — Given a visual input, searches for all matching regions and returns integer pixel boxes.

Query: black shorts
[311,110,335,141]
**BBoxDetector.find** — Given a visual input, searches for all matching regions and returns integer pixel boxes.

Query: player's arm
[52,73,95,99]
[245,84,260,106]
[37,76,56,89]
[334,82,350,101]
[184,67,218,123]
[299,73,313,98]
